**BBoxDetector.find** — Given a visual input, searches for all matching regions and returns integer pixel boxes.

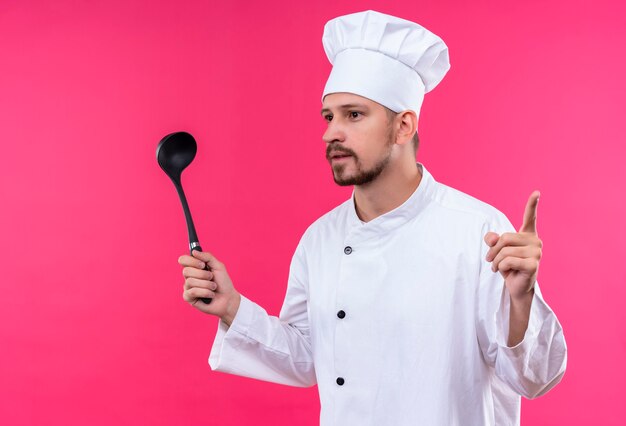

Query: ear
[395,110,418,146]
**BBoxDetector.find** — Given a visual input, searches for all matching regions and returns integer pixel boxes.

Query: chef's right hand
[178,250,241,326]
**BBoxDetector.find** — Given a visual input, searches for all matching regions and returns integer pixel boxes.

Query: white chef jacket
[209,162,567,425]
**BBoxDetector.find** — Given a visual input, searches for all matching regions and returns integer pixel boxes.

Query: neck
[353,155,422,223]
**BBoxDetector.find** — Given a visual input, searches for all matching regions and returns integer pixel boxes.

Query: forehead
[321,92,380,110]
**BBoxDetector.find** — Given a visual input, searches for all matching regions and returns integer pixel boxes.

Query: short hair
[384,108,419,155]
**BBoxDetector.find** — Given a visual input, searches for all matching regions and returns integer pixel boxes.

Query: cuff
[208,294,256,370]
[496,286,553,357]
[493,284,567,398]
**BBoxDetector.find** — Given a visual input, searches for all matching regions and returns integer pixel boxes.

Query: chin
[333,172,372,187]
[333,179,353,187]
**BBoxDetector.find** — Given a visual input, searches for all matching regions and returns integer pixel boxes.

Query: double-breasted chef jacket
[209,162,567,425]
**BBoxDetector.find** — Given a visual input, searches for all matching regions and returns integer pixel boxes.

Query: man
[178,10,567,425]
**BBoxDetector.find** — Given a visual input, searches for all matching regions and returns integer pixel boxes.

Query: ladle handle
[191,244,212,304]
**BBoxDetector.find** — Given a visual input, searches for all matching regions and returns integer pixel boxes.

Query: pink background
[1,0,624,424]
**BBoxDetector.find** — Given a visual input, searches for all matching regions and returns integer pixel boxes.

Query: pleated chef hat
[322,10,450,124]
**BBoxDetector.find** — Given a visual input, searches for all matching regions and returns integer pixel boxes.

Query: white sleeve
[208,239,316,387]
[476,215,567,399]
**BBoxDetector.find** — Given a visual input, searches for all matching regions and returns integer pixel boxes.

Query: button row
[337,246,351,389]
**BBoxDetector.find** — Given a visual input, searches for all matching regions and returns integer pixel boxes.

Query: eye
[349,111,362,119]
[323,114,333,122]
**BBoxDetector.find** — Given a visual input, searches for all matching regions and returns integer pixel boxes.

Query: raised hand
[484,191,542,301]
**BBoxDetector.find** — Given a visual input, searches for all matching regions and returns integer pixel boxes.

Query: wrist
[221,292,241,327]
[507,288,534,347]
[510,287,534,306]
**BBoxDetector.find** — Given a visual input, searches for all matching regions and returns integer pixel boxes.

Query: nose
[322,119,345,145]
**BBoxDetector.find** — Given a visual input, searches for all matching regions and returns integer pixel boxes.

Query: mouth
[329,153,353,162]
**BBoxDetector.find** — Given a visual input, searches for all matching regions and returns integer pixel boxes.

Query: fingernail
[199,262,205,269]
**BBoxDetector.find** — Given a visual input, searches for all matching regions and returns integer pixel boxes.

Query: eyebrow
[320,103,369,116]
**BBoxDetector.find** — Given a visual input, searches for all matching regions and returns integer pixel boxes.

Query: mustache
[326,145,357,160]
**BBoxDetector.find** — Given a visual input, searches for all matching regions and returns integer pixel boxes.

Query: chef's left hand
[484,191,542,300]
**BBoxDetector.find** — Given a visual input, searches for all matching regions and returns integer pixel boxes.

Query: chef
[178,10,567,425]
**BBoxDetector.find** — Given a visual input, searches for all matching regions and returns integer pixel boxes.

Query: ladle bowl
[157,131,197,181]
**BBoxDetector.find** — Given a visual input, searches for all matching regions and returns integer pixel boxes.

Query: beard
[327,127,395,187]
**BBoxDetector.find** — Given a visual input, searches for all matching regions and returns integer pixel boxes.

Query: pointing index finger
[520,190,540,233]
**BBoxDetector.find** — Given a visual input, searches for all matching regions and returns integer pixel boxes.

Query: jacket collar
[345,162,435,243]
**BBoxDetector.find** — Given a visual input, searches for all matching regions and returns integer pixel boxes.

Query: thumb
[484,232,499,247]
[192,249,224,270]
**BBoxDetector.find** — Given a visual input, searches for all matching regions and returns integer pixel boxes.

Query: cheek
[355,125,391,158]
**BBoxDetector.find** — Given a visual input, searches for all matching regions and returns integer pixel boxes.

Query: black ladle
[157,131,211,304]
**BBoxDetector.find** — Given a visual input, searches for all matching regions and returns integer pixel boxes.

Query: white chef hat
[322,10,450,124]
